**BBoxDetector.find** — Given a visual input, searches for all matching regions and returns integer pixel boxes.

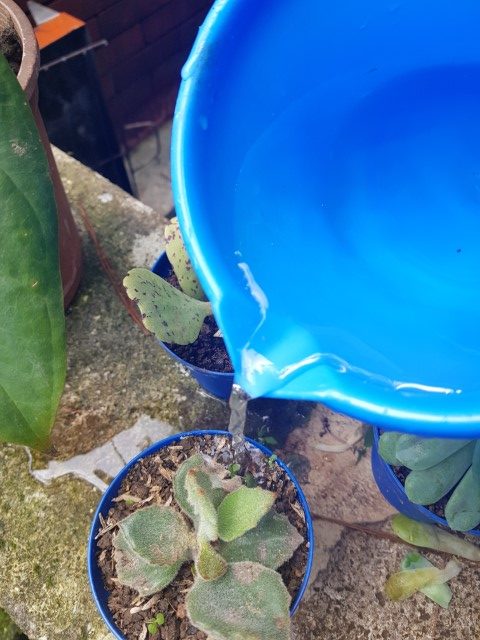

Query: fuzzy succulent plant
[112,451,304,640]
[123,219,214,345]
[379,432,480,531]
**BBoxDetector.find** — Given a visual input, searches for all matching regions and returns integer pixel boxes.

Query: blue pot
[371,428,480,536]
[88,430,314,638]
[151,252,234,400]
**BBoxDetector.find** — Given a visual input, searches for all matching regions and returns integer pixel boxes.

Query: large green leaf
[0,53,65,449]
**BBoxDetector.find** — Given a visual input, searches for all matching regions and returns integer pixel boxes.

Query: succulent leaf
[165,218,206,300]
[185,469,219,542]
[218,487,276,542]
[219,510,303,569]
[472,440,480,481]
[196,540,228,581]
[174,454,210,519]
[114,527,183,596]
[405,442,475,505]
[400,552,452,608]
[391,515,480,560]
[117,505,192,566]
[378,432,402,466]
[385,560,460,602]
[444,467,480,532]
[186,562,291,640]
[395,435,472,470]
[123,268,211,345]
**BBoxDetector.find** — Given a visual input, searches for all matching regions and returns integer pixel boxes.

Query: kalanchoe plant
[379,432,480,531]
[112,451,303,640]
[123,219,214,345]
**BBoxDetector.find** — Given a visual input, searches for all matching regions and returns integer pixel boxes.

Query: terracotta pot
[0,0,82,307]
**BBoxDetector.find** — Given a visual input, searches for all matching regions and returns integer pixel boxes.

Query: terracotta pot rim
[0,0,38,97]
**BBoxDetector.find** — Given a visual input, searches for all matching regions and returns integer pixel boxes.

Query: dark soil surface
[96,434,309,640]
[0,20,21,75]
[165,271,233,373]
[392,465,452,520]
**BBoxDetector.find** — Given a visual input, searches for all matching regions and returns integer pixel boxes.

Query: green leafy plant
[124,219,214,346]
[112,451,304,639]
[378,433,480,531]
[146,612,165,635]
[0,53,66,449]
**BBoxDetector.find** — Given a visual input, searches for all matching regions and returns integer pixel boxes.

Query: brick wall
[17,0,213,138]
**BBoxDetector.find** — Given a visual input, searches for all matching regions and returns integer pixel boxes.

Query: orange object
[35,12,85,49]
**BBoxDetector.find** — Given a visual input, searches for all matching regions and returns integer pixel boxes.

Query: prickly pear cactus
[123,268,211,345]
[186,562,291,640]
[219,510,303,569]
[165,218,206,300]
[217,487,276,542]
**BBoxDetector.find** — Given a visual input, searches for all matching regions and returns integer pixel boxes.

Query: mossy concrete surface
[0,446,111,639]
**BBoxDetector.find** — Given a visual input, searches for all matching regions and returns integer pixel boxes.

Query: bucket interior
[174,0,480,435]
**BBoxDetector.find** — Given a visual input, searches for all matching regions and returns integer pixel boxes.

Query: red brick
[50,0,118,21]
[99,73,115,100]
[112,32,177,92]
[108,74,153,126]
[94,24,144,75]
[152,49,188,92]
[96,0,138,40]
[141,0,197,44]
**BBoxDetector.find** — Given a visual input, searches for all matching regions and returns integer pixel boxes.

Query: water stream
[228,383,251,457]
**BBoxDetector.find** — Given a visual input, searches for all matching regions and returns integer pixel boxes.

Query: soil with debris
[393,465,453,520]
[164,270,233,373]
[96,434,309,640]
[0,20,21,75]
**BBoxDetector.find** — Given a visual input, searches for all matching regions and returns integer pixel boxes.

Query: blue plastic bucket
[88,430,314,638]
[371,428,480,536]
[172,0,480,438]
[151,253,234,400]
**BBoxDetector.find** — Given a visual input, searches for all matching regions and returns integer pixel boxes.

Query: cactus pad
[219,510,303,569]
[217,487,276,542]
[165,218,206,300]
[186,562,291,640]
[123,268,211,345]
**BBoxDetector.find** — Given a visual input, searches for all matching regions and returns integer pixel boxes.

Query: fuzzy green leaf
[391,515,480,560]
[218,487,276,542]
[445,467,480,532]
[123,268,211,345]
[196,540,227,581]
[186,562,291,640]
[117,505,192,566]
[400,553,452,608]
[165,218,206,300]
[219,510,303,569]
[185,469,219,542]
[385,560,460,602]
[395,436,472,470]
[405,442,475,505]
[0,54,66,449]
[114,527,183,597]
[378,432,402,466]
[174,454,210,519]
